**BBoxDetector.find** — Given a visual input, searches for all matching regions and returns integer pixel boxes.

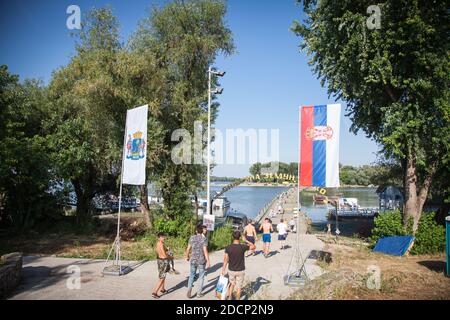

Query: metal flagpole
[207,68,212,216]
[285,106,309,286]
[103,111,131,276]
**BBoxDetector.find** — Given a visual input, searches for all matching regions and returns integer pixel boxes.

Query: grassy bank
[290,234,450,300]
[0,215,234,261]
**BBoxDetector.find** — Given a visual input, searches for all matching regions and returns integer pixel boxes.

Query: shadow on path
[166,262,223,296]
[242,276,271,300]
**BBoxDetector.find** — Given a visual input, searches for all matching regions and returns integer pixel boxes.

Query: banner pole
[297,106,301,245]
[115,111,128,272]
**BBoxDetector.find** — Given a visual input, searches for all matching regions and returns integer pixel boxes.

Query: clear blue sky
[0,0,379,178]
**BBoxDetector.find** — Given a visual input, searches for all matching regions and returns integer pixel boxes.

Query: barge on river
[327,197,379,220]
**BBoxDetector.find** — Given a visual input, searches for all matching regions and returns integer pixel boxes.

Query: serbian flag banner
[122,105,148,185]
[299,104,341,188]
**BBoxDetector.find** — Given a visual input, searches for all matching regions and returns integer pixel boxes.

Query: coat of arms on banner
[305,125,334,141]
[126,131,146,160]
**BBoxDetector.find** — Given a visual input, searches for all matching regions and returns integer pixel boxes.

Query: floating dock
[328,208,379,220]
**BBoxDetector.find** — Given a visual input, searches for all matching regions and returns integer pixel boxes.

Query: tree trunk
[402,150,436,234]
[139,184,152,228]
[73,180,91,226]
[403,151,420,233]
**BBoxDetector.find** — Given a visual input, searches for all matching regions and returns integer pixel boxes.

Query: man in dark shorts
[221,230,256,300]
[243,219,257,256]
[152,233,172,299]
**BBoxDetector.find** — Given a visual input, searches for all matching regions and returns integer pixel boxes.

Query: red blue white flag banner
[299,104,341,188]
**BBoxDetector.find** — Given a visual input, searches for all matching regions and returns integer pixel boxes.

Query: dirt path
[9,188,325,300]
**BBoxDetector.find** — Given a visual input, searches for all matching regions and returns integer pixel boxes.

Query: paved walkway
[9,188,324,300]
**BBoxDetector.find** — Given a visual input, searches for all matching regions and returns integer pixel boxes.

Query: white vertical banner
[122,105,148,185]
[325,104,341,188]
[203,214,215,231]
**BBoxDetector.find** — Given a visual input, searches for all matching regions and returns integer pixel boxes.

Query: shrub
[410,212,445,255]
[369,210,406,243]
[208,225,234,251]
[153,217,192,239]
[369,210,445,254]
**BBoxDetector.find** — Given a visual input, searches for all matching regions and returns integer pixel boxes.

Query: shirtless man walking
[243,219,257,256]
[259,218,273,258]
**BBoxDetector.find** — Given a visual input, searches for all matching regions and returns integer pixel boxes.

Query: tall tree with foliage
[0,66,59,229]
[130,0,234,226]
[292,0,449,232]
[46,7,127,225]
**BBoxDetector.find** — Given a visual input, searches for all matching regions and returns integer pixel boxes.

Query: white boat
[196,195,231,218]
[328,197,379,219]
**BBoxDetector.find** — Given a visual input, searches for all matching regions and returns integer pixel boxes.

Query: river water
[211,183,379,237]
[210,183,288,218]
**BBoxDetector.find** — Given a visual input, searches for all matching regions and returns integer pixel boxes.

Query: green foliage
[208,225,234,251]
[411,212,445,255]
[0,66,61,230]
[249,161,401,186]
[369,211,407,242]
[154,217,192,239]
[130,0,235,217]
[45,7,126,224]
[2,1,235,231]
[249,162,298,180]
[369,210,445,254]
[293,0,450,228]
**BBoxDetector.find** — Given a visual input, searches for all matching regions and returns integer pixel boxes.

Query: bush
[369,210,407,243]
[208,225,234,251]
[153,217,192,239]
[411,212,446,255]
[369,210,445,254]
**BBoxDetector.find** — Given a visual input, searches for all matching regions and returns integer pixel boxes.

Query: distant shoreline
[211,181,377,189]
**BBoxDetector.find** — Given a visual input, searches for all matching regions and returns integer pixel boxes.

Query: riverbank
[289,234,450,300]
[7,188,325,300]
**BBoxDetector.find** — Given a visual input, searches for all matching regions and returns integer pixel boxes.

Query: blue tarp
[373,236,415,256]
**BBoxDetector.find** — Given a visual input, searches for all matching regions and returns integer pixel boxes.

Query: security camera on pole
[206,67,225,216]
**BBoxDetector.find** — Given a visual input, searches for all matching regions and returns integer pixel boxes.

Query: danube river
[210,183,379,236]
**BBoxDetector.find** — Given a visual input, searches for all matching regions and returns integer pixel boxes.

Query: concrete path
[9,188,324,300]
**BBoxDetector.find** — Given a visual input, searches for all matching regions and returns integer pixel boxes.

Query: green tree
[130,0,234,227]
[46,7,126,225]
[249,162,262,176]
[0,66,59,229]
[292,0,449,233]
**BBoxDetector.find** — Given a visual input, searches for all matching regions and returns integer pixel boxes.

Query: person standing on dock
[259,218,273,258]
[277,219,288,250]
[244,219,257,256]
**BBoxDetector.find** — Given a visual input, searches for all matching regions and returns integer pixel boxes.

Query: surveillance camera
[214,87,224,94]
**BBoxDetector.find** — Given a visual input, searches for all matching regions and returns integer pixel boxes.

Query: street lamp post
[206,67,225,216]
